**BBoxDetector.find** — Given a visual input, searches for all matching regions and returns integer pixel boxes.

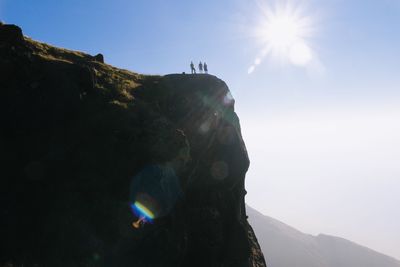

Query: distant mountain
[247,206,400,267]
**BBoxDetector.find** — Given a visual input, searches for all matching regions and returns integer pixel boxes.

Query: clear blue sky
[2,0,400,260]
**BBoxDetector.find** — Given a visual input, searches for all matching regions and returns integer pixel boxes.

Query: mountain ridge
[247,205,400,267]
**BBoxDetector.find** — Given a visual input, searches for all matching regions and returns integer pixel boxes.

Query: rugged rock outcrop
[0,24,266,267]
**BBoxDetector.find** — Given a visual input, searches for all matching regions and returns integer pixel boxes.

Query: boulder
[0,24,24,45]
[93,53,104,63]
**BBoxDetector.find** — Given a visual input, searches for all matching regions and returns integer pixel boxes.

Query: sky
[2,0,400,260]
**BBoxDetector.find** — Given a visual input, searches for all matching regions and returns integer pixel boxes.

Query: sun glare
[265,15,300,48]
[248,2,315,73]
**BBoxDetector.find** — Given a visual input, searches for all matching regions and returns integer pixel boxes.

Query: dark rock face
[0,24,23,44]
[93,53,104,63]
[0,24,266,267]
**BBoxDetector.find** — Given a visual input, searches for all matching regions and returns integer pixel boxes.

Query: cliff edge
[0,24,266,267]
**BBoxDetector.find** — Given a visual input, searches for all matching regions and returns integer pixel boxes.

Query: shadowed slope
[0,24,266,267]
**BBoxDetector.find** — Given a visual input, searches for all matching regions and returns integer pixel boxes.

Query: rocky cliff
[0,23,266,267]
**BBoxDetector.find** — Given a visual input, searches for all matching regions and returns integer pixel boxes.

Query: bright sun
[265,15,301,48]
[249,2,314,73]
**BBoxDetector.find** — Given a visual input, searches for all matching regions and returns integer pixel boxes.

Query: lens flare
[248,1,317,72]
[135,201,155,219]
[289,41,312,66]
[132,216,146,229]
[200,120,212,134]
[211,161,229,180]
[130,201,155,228]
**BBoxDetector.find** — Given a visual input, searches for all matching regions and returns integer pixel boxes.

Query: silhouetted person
[190,61,196,74]
[198,61,203,73]
[204,62,208,74]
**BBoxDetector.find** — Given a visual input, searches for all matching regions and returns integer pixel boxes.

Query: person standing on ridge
[190,61,196,74]
[198,61,203,73]
[203,62,208,74]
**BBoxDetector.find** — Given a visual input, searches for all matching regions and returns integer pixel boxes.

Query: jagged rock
[0,24,24,45]
[0,25,267,267]
[93,53,104,63]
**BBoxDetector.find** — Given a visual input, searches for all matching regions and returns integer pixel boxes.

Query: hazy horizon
[2,0,399,260]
